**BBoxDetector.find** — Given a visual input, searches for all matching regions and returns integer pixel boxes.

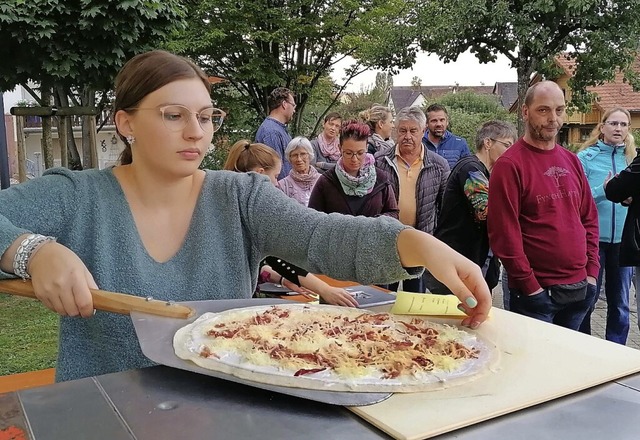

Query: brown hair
[115,50,211,165]
[267,87,293,113]
[579,107,636,164]
[223,140,281,172]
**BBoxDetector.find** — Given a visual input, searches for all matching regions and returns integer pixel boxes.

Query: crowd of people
[258,81,640,347]
[1,49,638,384]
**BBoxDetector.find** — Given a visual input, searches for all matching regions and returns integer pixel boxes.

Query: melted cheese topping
[195,306,479,380]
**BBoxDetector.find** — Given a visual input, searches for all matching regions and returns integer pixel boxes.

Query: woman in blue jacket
[577,107,636,344]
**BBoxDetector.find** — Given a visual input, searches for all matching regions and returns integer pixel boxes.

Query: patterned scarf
[335,153,377,197]
[288,166,319,189]
[317,132,341,161]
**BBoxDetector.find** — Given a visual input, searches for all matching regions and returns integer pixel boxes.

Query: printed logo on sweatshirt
[536,166,579,204]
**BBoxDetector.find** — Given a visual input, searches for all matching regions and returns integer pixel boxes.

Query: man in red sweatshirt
[487,81,599,330]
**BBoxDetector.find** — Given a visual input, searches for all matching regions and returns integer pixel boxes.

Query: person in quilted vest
[376,106,450,292]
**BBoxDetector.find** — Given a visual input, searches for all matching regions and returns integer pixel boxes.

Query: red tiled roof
[555,54,640,112]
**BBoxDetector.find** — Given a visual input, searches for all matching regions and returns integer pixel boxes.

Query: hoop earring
[126,135,135,145]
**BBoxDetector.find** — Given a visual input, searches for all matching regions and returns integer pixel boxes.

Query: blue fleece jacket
[422,130,471,169]
[577,140,630,243]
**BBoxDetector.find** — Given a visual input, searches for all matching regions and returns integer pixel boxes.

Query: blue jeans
[509,283,598,331]
[579,242,632,344]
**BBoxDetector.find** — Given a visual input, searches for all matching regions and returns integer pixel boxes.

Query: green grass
[0,293,59,375]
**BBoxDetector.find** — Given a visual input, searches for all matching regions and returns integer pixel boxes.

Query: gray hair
[396,106,426,130]
[285,136,315,161]
[475,121,517,151]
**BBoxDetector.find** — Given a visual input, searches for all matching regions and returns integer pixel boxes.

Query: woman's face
[600,111,630,145]
[488,137,514,167]
[289,147,311,174]
[377,113,394,140]
[323,117,342,140]
[341,138,367,176]
[116,78,213,177]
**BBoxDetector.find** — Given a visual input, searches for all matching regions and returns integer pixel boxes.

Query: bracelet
[12,234,57,280]
[279,276,285,285]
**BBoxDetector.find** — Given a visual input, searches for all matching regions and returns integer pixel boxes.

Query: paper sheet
[390,291,466,317]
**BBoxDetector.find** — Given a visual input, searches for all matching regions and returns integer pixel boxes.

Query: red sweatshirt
[487,139,599,294]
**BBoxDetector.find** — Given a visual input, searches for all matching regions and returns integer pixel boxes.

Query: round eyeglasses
[129,105,226,133]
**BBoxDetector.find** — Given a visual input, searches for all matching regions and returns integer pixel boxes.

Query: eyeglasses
[342,151,366,159]
[490,138,513,148]
[284,100,296,108]
[129,105,225,133]
[605,121,629,128]
[289,152,309,160]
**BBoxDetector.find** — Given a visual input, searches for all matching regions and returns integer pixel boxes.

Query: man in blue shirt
[256,87,296,180]
[422,104,471,169]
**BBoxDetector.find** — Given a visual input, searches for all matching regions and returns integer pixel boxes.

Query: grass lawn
[0,293,58,375]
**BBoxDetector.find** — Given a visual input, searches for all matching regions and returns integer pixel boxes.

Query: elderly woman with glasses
[577,107,636,345]
[278,136,320,206]
[309,120,398,218]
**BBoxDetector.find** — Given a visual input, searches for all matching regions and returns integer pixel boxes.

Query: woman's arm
[397,228,491,328]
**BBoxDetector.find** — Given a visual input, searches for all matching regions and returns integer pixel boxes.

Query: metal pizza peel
[0,279,391,406]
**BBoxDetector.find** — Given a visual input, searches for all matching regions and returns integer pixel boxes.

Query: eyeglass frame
[283,99,296,108]
[126,104,226,133]
[489,138,512,148]
[604,121,629,128]
[342,150,367,159]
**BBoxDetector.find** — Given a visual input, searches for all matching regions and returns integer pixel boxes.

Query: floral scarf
[317,132,341,161]
[335,153,377,197]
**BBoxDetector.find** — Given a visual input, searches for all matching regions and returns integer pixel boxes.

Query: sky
[333,50,517,92]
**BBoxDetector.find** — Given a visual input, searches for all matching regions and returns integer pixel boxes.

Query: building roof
[389,85,494,111]
[492,82,518,109]
[555,54,640,112]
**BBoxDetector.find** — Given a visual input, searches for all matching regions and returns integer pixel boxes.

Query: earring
[126,135,135,145]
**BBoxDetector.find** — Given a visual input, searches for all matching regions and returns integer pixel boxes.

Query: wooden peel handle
[0,279,194,319]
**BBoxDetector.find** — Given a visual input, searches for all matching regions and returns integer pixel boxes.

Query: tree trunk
[16,116,27,182]
[516,66,529,137]
[81,88,97,168]
[57,116,69,168]
[40,87,54,169]
[54,86,82,169]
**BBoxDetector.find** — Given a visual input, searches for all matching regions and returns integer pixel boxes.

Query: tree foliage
[0,0,185,168]
[423,91,516,152]
[414,0,640,134]
[168,0,412,135]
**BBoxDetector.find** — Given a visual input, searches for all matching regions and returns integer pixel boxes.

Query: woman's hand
[317,286,359,307]
[27,241,98,318]
[398,229,492,329]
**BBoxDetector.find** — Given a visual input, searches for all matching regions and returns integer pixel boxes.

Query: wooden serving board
[351,307,640,440]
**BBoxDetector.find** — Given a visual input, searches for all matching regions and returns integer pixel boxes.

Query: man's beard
[528,121,558,142]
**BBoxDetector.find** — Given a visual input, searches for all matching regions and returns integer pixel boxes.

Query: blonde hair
[223,140,281,172]
[359,105,392,134]
[580,107,636,164]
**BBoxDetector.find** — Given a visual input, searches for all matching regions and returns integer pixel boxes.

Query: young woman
[223,140,358,307]
[308,120,398,218]
[359,105,394,156]
[310,112,342,171]
[578,108,636,344]
[0,50,490,382]
[277,136,320,206]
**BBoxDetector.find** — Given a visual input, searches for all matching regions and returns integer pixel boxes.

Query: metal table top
[4,366,640,440]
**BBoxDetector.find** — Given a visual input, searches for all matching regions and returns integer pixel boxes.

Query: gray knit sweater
[0,167,417,381]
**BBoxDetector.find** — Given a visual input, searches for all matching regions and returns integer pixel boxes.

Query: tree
[414,0,640,134]
[333,72,393,122]
[168,0,414,136]
[0,0,185,168]
[423,91,516,152]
